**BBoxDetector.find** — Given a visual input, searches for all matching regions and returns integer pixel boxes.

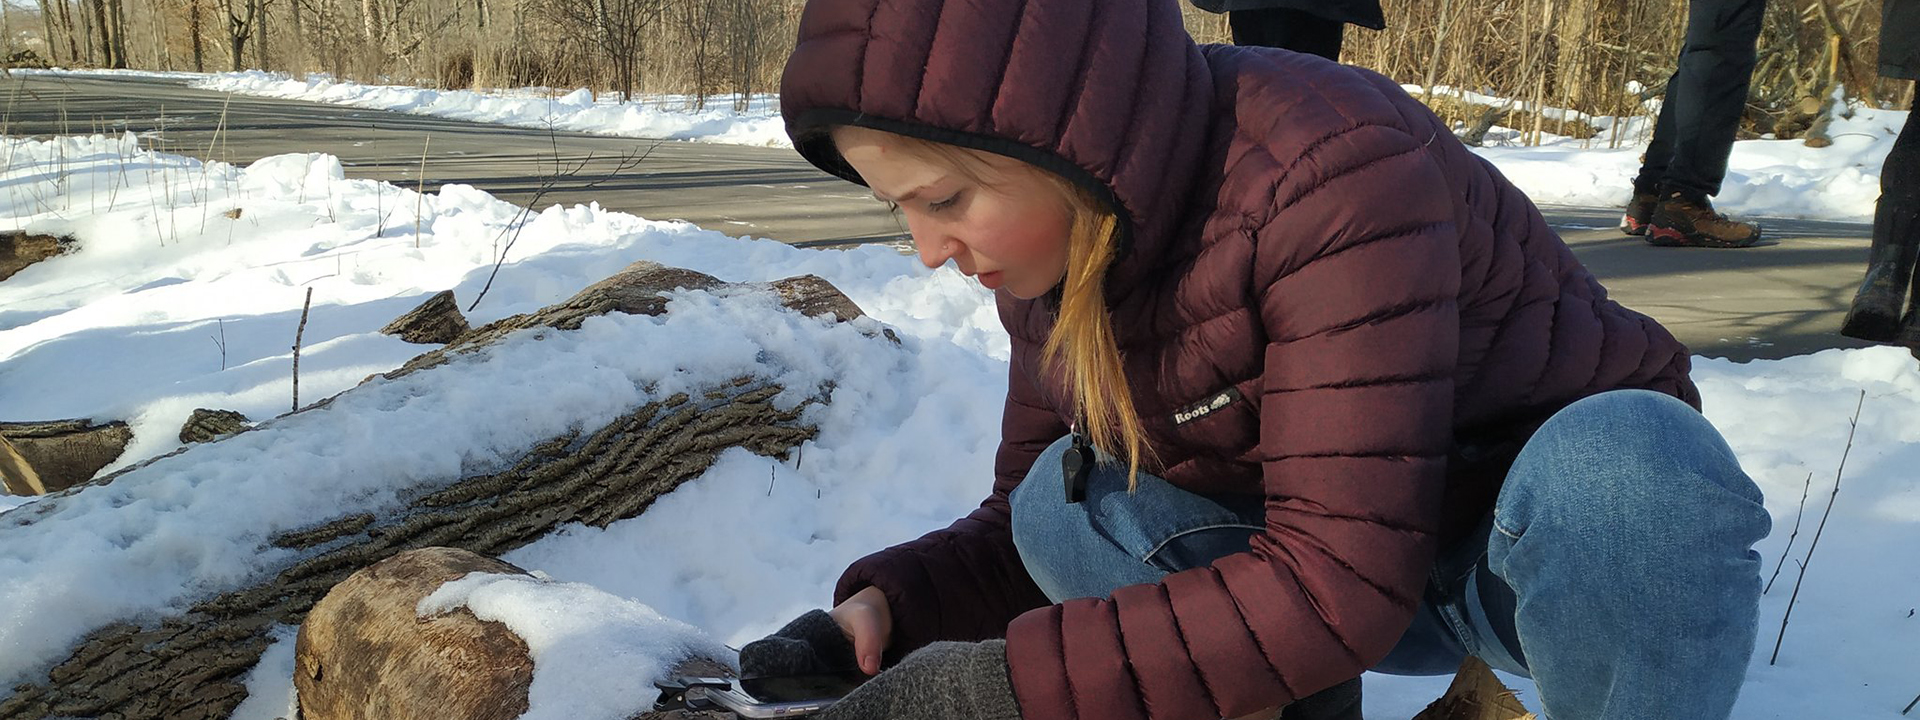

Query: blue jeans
[1007,390,1771,720]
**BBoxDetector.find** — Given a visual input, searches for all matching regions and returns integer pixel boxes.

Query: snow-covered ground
[1,121,1917,717]
[13,67,1905,222]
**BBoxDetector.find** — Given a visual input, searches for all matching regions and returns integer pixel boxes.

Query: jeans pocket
[1139,521,1267,573]
[1087,478,1266,574]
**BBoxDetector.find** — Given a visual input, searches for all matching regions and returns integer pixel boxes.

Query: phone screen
[738,671,867,703]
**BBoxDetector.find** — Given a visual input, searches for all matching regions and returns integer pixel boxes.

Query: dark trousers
[1631,0,1767,199]
[1887,93,1920,211]
[1228,7,1345,62]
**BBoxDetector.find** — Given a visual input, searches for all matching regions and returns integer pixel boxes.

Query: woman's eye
[927,192,961,212]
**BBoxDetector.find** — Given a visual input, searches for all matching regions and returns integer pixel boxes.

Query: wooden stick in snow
[292,287,312,412]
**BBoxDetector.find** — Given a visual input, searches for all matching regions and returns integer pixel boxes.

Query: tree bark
[85,0,110,66]
[250,0,267,69]
[106,0,129,68]
[39,1,62,64]
[190,0,206,72]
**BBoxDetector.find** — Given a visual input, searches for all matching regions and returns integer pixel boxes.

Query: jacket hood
[779,0,1216,295]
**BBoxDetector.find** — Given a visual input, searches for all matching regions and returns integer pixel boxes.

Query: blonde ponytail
[1040,179,1152,489]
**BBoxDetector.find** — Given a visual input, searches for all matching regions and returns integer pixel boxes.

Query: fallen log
[0,262,871,720]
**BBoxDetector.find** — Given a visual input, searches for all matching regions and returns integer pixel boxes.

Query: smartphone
[672,672,865,718]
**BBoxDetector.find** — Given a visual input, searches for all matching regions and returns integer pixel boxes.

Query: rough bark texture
[380,290,472,345]
[0,419,133,495]
[295,547,537,720]
[1411,657,1537,720]
[0,263,872,720]
[0,231,72,282]
[179,409,251,444]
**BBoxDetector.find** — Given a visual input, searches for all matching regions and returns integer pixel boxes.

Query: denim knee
[1492,389,1769,555]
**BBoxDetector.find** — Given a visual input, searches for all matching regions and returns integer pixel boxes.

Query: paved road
[2,73,1888,362]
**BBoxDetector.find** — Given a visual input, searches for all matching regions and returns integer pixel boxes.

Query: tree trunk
[360,0,378,44]
[58,0,82,65]
[225,0,250,71]
[190,0,206,72]
[106,0,128,68]
[250,0,267,68]
[39,1,61,64]
[85,0,110,66]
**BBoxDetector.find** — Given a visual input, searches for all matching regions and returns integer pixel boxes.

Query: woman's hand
[828,585,893,675]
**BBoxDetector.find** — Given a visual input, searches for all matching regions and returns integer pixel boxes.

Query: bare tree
[250,0,267,68]
[188,0,206,71]
[541,0,662,101]
[223,0,255,70]
[106,0,128,67]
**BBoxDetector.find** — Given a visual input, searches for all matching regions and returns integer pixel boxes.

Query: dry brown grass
[27,0,1901,139]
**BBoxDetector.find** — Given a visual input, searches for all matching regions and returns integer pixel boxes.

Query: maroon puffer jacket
[781,0,1697,717]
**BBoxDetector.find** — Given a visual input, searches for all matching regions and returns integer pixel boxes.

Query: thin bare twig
[292,288,313,412]
[210,318,227,371]
[1770,389,1865,665]
[465,133,657,313]
[1903,691,1919,715]
[1763,472,1813,595]
[414,135,430,248]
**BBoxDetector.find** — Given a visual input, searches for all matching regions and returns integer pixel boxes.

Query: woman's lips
[977,271,1003,290]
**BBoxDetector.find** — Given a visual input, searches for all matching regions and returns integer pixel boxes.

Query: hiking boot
[1841,199,1920,342]
[1645,192,1762,248]
[1619,191,1658,236]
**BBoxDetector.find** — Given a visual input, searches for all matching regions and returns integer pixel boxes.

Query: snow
[419,572,735,720]
[188,70,790,148]
[0,97,1916,719]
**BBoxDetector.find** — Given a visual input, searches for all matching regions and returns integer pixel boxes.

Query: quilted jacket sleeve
[832,328,1062,661]
[1005,122,1460,720]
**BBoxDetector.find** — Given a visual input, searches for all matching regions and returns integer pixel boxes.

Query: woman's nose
[912,224,959,269]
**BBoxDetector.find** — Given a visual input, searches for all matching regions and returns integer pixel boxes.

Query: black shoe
[1646,192,1762,248]
[1841,199,1920,342]
[1279,677,1362,720]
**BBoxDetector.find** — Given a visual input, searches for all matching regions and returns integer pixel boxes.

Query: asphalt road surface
[2,73,1890,362]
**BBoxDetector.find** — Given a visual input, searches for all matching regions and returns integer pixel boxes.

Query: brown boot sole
[1645,224,1762,249]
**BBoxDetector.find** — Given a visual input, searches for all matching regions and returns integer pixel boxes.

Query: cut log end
[0,419,133,495]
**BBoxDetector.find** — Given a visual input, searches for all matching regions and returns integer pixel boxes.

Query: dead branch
[1770,389,1865,665]
[1763,472,1813,594]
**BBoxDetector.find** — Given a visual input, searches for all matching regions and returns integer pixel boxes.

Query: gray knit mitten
[817,640,1020,720]
[738,609,861,677]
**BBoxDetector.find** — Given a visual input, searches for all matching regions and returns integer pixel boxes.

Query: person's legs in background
[1622,0,1767,248]
[1843,90,1920,346]
[1227,7,1345,61]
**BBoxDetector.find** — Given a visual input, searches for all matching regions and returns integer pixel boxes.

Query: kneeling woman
[738,1,1773,719]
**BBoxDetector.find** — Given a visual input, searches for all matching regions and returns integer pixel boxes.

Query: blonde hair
[862,131,1153,487]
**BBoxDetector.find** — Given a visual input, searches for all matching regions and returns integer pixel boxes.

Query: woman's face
[833,126,1071,299]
